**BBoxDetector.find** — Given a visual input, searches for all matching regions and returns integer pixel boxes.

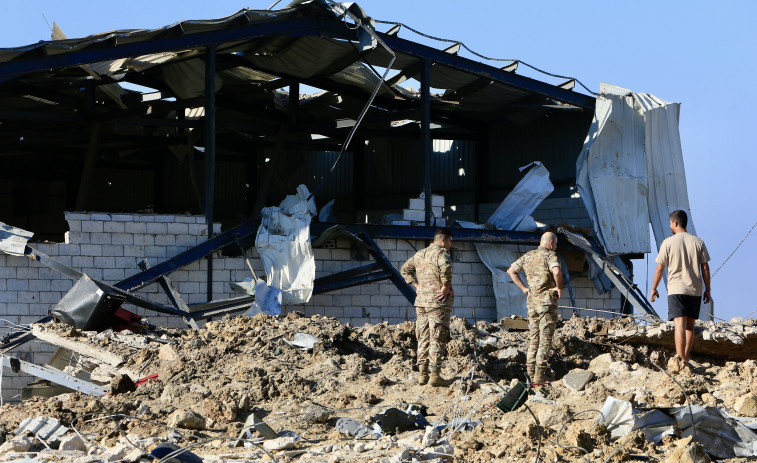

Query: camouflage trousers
[415,304,452,372]
[526,304,557,379]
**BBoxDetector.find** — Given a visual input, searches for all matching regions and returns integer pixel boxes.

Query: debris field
[3,313,757,462]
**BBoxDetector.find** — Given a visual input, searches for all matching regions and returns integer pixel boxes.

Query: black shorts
[668,294,701,320]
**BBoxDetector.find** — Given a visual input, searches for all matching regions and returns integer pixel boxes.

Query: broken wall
[0,211,620,402]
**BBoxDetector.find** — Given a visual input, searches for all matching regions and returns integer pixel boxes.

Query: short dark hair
[434,228,453,240]
[669,210,688,229]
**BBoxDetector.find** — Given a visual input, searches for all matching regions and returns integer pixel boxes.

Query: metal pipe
[205,44,217,301]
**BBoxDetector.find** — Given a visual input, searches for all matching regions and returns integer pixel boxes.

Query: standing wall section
[0,212,620,402]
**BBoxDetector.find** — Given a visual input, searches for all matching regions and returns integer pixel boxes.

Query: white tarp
[463,162,554,319]
[255,184,317,306]
[576,83,697,257]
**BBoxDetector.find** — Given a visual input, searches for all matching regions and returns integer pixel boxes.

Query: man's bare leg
[683,316,695,364]
[673,316,687,363]
[674,316,695,364]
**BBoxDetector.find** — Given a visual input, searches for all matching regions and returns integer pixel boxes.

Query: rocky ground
[2,312,757,462]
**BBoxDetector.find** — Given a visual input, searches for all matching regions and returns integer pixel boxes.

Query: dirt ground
[2,312,757,462]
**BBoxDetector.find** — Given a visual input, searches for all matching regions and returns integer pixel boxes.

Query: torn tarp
[0,222,33,256]
[255,184,317,305]
[242,279,282,317]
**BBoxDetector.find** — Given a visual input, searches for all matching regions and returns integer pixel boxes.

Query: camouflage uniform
[509,246,560,380]
[401,244,454,373]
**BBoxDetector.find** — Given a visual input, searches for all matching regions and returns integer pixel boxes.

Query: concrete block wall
[0,210,620,401]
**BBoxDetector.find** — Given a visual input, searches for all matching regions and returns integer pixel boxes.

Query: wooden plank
[32,327,124,366]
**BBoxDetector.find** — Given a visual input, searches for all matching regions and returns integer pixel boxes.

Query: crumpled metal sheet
[14,416,69,443]
[0,222,33,256]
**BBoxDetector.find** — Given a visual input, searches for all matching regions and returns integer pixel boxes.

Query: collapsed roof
[0,0,595,238]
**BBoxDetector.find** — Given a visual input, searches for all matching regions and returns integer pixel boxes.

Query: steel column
[205,44,217,301]
[421,59,431,227]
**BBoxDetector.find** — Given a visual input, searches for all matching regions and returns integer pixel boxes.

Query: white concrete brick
[111,214,134,222]
[167,223,189,235]
[371,295,390,306]
[176,235,197,247]
[125,222,147,234]
[134,234,155,246]
[80,245,102,257]
[17,267,39,279]
[94,257,116,268]
[82,221,104,233]
[188,223,208,236]
[352,295,370,306]
[90,233,111,245]
[29,280,51,292]
[103,269,125,281]
[146,222,168,234]
[67,220,82,232]
[104,221,125,233]
[8,279,29,291]
[101,245,124,257]
[67,232,90,244]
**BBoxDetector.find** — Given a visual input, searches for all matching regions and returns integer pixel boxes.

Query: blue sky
[1,1,755,321]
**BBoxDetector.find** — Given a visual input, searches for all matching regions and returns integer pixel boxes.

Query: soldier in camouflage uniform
[506,232,563,384]
[401,228,455,387]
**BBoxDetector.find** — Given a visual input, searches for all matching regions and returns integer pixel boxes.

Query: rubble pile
[3,313,757,462]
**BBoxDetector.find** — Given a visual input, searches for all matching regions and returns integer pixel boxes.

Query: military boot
[418,363,429,386]
[428,368,454,387]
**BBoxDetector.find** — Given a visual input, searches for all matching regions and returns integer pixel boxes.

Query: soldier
[506,232,563,384]
[401,228,455,387]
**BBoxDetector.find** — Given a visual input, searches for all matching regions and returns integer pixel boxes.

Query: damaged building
[0,2,743,462]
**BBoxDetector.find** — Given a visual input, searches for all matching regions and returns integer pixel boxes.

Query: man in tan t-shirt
[650,210,711,371]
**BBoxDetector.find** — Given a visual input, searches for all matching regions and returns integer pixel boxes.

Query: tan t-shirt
[655,232,710,296]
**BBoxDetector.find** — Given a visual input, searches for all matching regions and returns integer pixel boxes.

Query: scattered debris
[2,314,757,461]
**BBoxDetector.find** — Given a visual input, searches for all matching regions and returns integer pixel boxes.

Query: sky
[1,1,755,321]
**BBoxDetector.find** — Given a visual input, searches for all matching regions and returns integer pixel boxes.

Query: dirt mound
[1,313,755,462]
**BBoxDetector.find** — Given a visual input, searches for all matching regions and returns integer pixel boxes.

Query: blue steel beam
[0,17,321,78]
[376,33,596,110]
[115,217,260,292]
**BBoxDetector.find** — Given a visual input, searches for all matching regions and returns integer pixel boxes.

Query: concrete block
[349,317,371,326]
[110,214,134,222]
[29,280,51,292]
[111,233,133,245]
[585,299,604,310]
[313,248,331,260]
[380,307,400,318]
[123,245,146,257]
[380,284,398,295]
[375,239,396,250]
[331,249,351,260]
[91,233,112,245]
[389,295,408,306]
[332,295,350,307]
[352,295,370,306]
[188,223,209,236]
[124,222,147,234]
[0,267,16,279]
[396,240,420,251]
[408,198,424,210]
[100,245,124,257]
[103,269,125,281]
[94,257,116,268]
[167,223,189,235]
[103,221,125,233]
[66,220,82,233]
[66,232,90,244]
[403,209,425,222]
[322,261,341,273]
[115,257,138,269]
[461,296,481,307]
[343,307,365,318]
[562,369,595,392]
[371,295,390,306]
[16,267,39,279]
[134,234,155,246]
[80,245,102,257]
[462,274,481,286]
[82,221,104,233]
[176,235,197,247]
[388,250,408,262]
[325,307,344,318]
[153,234,175,246]
[7,279,29,291]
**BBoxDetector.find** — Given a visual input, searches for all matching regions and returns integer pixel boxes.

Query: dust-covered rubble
[2,313,757,462]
